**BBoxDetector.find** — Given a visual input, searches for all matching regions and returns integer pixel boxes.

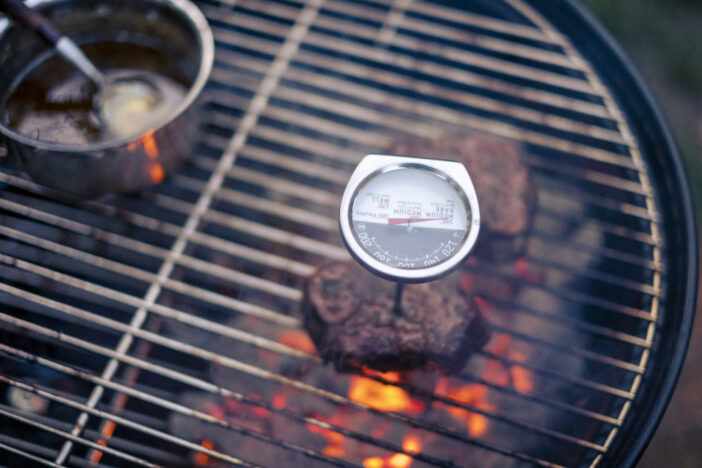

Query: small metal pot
[0,0,213,197]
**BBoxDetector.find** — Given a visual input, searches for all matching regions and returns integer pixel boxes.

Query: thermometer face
[351,168,469,269]
[340,155,481,282]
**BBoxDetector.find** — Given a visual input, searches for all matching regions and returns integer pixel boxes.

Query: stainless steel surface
[54,37,106,87]
[0,0,665,467]
[0,0,214,197]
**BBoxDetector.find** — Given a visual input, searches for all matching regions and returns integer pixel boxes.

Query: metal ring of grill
[0,0,696,467]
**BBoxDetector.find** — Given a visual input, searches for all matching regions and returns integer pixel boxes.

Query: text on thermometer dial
[351,167,469,269]
[340,155,481,282]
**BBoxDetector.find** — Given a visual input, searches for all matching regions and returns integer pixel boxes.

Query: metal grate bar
[0,345,456,468]
[489,324,644,374]
[485,296,651,349]
[0,230,646,389]
[155,189,661,320]
[205,0,597,94]
[0,360,360,468]
[0,172,318,277]
[0,311,568,467]
[465,264,657,321]
[274,62,628,145]
[210,19,612,122]
[502,8,663,464]
[0,197,301,325]
[0,441,62,468]
[203,128,652,216]
[161,195,349,258]
[205,46,639,170]
[0,275,614,453]
[0,0,666,466]
[407,0,563,43]
[0,407,159,467]
[0,172,660,362]
[178,176,339,232]
[0,375,261,468]
[0,232,307,355]
[1,220,650,412]
[0,188,655,351]
[54,0,325,462]
[457,374,620,426]
[474,351,633,399]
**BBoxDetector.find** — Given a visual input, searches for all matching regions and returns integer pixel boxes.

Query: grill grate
[0,0,670,467]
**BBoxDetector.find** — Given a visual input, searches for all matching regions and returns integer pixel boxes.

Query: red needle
[387,217,449,225]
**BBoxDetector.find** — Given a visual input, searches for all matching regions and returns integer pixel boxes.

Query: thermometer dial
[340,155,480,282]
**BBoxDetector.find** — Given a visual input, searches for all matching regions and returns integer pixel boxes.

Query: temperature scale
[339,154,481,312]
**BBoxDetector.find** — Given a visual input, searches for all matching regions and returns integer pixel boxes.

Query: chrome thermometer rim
[339,154,481,283]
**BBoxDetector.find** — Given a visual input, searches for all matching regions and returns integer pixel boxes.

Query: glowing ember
[203,401,225,421]
[278,330,316,353]
[514,258,546,283]
[387,453,412,468]
[509,351,534,393]
[348,373,423,413]
[127,129,159,159]
[484,334,534,393]
[435,379,494,437]
[306,423,345,457]
[402,435,421,454]
[89,419,117,463]
[126,129,164,183]
[195,439,214,466]
[364,457,384,468]
[362,434,422,468]
[272,393,286,409]
[150,163,165,183]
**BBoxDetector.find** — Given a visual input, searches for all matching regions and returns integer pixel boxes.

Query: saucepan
[0,0,214,197]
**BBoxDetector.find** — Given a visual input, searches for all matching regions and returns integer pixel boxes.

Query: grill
[0,0,696,467]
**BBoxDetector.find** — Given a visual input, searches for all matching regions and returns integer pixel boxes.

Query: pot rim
[0,0,214,155]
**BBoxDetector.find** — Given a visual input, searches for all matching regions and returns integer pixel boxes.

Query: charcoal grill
[0,0,696,467]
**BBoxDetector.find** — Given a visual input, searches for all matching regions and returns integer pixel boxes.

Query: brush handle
[0,0,61,45]
[0,0,105,86]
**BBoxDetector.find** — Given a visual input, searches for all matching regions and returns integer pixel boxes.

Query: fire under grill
[0,0,696,467]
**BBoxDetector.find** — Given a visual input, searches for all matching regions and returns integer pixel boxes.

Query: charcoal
[303,261,490,373]
[387,134,536,261]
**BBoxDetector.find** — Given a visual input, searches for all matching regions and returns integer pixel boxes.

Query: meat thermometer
[339,154,481,312]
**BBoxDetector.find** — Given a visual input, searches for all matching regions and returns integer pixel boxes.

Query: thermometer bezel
[339,154,481,282]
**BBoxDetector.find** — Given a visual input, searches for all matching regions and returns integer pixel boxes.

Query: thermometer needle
[387,217,450,225]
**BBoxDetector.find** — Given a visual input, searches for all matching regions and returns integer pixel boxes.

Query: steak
[303,261,490,373]
[387,135,536,261]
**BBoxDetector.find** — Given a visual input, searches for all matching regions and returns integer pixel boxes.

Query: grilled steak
[303,261,490,373]
[387,135,536,261]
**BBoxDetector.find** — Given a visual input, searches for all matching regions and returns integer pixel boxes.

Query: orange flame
[349,372,423,413]
[403,435,421,454]
[195,439,214,466]
[272,393,286,410]
[307,423,345,457]
[150,163,164,183]
[433,333,535,438]
[363,457,385,468]
[127,129,163,183]
[435,379,494,437]
[509,351,534,393]
[127,129,159,159]
[362,434,422,468]
[89,419,117,463]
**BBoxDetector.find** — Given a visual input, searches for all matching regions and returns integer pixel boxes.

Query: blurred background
[581,1,702,466]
